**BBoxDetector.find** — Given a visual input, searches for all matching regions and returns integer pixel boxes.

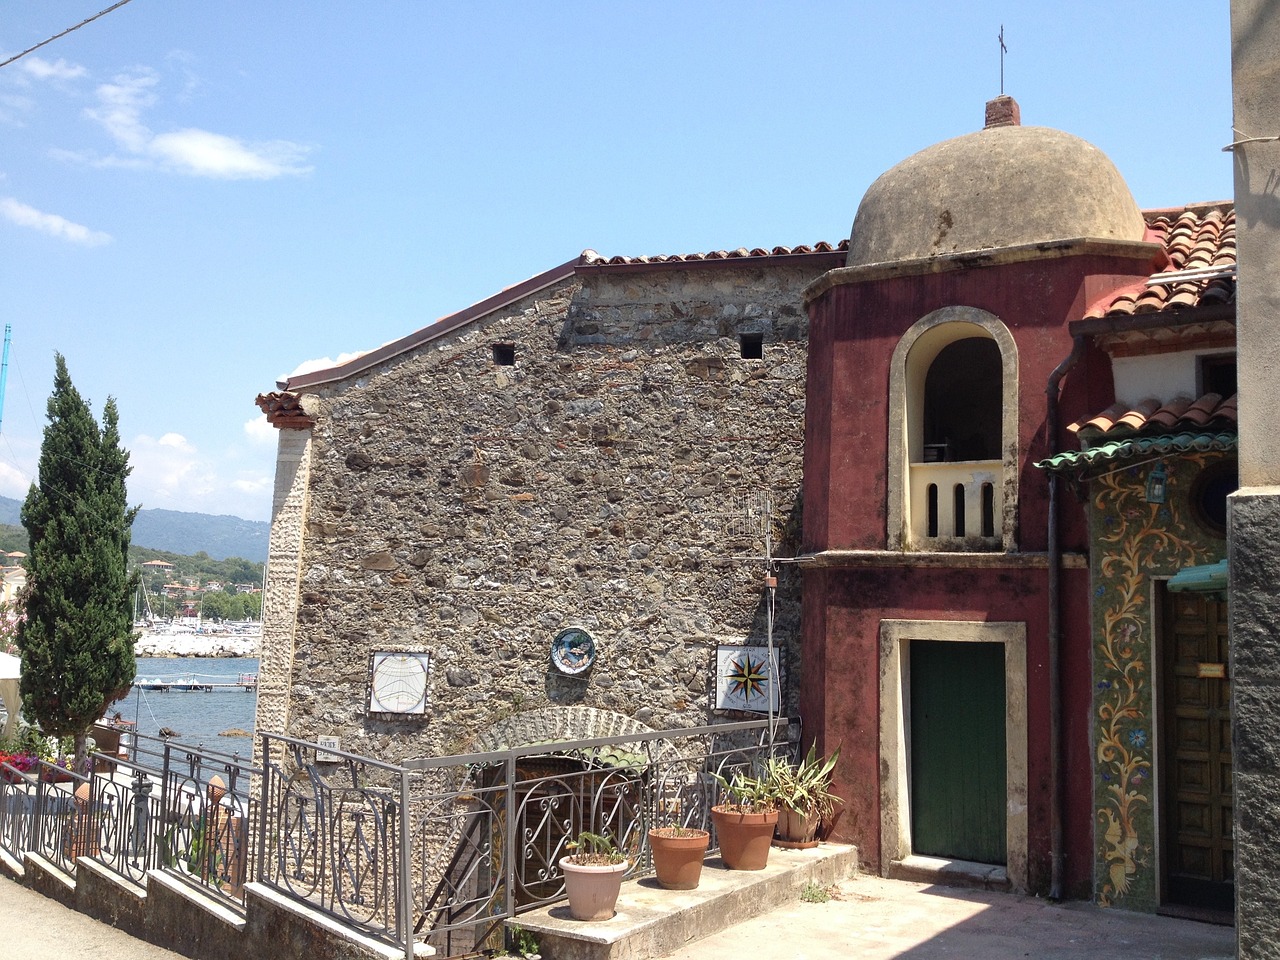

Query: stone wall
[263,259,828,762]
[1231,1,1280,952]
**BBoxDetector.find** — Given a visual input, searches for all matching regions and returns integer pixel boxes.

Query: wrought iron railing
[87,754,158,884]
[258,733,409,952]
[4,718,792,960]
[0,759,37,863]
[406,717,792,958]
[152,735,259,910]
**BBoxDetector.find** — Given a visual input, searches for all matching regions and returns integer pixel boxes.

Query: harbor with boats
[119,657,259,750]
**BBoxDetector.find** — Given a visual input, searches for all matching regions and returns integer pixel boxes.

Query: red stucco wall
[801,250,1153,898]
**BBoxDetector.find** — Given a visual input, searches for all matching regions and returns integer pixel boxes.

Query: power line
[0,0,136,72]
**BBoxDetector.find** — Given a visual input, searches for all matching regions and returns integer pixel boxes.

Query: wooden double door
[1160,590,1234,913]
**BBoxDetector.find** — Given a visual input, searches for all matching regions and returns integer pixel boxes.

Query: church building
[256,96,1236,917]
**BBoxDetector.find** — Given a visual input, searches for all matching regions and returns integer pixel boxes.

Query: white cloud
[0,196,112,246]
[243,415,275,446]
[87,70,155,153]
[83,69,312,180]
[128,431,272,521]
[0,459,33,501]
[231,475,271,496]
[286,351,369,380]
[21,56,87,83]
[129,432,215,505]
[150,128,311,179]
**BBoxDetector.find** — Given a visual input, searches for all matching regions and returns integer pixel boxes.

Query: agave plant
[711,766,777,814]
[765,743,842,819]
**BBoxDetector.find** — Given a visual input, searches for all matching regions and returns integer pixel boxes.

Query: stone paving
[662,874,1237,960]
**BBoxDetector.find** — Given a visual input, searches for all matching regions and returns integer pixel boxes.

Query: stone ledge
[0,845,24,881]
[243,882,435,960]
[510,842,858,960]
[22,850,77,907]
[76,855,147,938]
[887,854,1011,892]
[801,550,1088,570]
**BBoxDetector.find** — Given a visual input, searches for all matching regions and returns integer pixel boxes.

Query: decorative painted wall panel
[1088,453,1228,909]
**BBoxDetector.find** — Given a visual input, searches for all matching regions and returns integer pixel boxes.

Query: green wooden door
[910,640,1007,864]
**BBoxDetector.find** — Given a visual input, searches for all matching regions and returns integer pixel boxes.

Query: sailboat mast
[0,325,11,435]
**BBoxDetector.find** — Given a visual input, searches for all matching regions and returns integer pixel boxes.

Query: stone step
[509,842,859,960]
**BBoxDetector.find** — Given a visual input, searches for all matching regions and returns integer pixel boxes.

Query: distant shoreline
[135,631,260,659]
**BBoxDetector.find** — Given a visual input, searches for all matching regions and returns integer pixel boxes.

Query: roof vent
[984,95,1021,129]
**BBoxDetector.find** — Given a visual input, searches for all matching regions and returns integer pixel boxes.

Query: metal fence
[3,718,791,960]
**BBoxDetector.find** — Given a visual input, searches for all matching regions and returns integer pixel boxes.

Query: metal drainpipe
[1045,334,1084,901]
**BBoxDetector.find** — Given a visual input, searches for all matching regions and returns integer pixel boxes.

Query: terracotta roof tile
[1071,392,1237,439]
[1085,205,1235,319]
[580,239,850,267]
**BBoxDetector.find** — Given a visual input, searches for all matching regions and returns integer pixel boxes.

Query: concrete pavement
[0,874,184,960]
[662,874,1236,960]
[0,865,1240,960]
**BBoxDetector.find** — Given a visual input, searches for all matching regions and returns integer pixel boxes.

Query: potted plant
[766,744,842,847]
[559,831,629,921]
[648,822,710,890]
[647,781,710,889]
[710,767,778,870]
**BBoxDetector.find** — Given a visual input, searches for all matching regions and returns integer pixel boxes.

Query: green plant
[765,743,843,819]
[712,767,777,814]
[508,923,540,958]
[800,880,830,903]
[564,830,626,865]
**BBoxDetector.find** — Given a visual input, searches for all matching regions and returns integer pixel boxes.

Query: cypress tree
[18,354,137,770]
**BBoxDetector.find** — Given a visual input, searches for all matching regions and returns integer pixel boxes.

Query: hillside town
[2,5,1277,960]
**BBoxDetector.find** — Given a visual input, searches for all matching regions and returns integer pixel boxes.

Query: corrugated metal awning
[1034,431,1237,475]
[1168,559,1228,593]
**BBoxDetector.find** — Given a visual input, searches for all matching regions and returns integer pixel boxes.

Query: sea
[118,656,259,756]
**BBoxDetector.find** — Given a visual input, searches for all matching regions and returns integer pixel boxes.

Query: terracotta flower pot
[648,827,710,890]
[560,856,628,920]
[775,804,821,845]
[711,805,779,870]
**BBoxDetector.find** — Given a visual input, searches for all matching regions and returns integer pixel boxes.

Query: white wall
[1110,348,1231,406]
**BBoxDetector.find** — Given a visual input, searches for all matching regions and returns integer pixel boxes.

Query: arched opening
[924,338,1003,462]
[887,307,1018,551]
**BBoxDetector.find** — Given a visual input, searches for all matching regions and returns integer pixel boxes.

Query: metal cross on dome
[998,25,1008,95]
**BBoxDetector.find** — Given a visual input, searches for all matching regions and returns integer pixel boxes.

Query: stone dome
[846,119,1145,267]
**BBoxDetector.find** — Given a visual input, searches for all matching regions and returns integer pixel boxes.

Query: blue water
[117,657,259,754]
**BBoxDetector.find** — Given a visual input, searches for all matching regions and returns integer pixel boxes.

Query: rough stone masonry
[259,255,839,762]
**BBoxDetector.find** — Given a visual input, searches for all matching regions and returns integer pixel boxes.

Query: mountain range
[0,495,268,562]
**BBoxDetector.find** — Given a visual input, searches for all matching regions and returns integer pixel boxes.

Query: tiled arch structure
[466,706,658,753]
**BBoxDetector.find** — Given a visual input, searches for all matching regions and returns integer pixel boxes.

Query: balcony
[908,460,1002,549]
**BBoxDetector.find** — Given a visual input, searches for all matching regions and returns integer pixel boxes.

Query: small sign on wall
[368,651,431,715]
[716,645,782,713]
[317,735,341,762]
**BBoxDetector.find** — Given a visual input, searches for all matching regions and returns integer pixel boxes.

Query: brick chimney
[985,95,1021,129]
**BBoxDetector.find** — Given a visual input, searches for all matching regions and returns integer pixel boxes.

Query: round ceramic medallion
[550,628,596,675]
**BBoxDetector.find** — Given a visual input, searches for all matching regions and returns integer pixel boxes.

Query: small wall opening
[492,343,516,366]
[740,333,764,359]
[952,484,966,537]
[924,338,1002,461]
[981,483,995,537]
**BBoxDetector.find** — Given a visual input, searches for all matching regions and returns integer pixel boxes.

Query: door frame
[879,619,1029,893]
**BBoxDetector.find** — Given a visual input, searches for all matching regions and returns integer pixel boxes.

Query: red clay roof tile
[579,239,851,267]
[1071,392,1237,437]
[1086,205,1235,319]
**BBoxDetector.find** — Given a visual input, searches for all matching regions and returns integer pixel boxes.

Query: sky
[0,2,1234,523]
